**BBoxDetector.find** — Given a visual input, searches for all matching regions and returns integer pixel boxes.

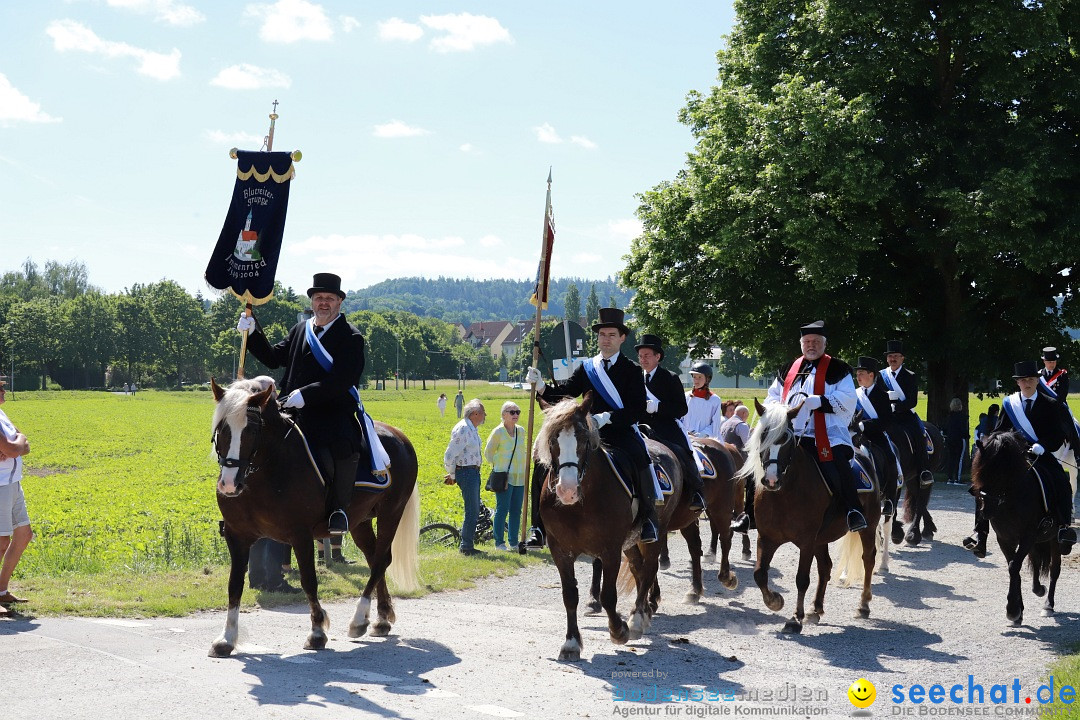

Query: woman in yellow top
[484,401,529,550]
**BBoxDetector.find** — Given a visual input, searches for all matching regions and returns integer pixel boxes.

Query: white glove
[646,398,659,414]
[803,395,822,411]
[282,390,305,409]
[887,390,899,401]
[525,367,545,393]
[1030,443,1045,456]
[858,422,865,432]
[591,412,611,429]
[236,314,255,333]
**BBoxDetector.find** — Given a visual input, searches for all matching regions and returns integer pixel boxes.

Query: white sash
[855,386,879,420]
[1003,393,1040,445]
[590,354,624,409]
[880,367,907,403]
[645,371,703,472]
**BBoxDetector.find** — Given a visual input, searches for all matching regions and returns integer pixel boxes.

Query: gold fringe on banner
[236,163,295,183]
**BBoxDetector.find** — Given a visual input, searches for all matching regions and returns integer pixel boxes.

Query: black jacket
[643,365,688,448]
[884,365,919,416]
[856,380,892,433]
[1038,367,1070,401]
[995,393,1066,453]
[247,315,364,441]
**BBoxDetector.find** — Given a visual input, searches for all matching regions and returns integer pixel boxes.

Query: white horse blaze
[764,445,781,487]
[216,418,246,495]
[554,428,581,504]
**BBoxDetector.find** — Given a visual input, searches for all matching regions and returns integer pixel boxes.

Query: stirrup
[640,519,658,544]
[731,513,750,535]
[328,509,349,536]
[881,499,895,517]
[919,470,934,487]
[846,510,868,532]
[525,527,545,548]
[690,492,706,512]
[1059,526,1077,545]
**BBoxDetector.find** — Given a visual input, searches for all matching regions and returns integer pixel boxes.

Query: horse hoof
[782,619,802,634]
[559,647,581,662]
[719,572,739,591]
[921,530,934,542]
[209,642,234,658]
[304,635,328,650]
[805,613,820,626]
[1033,585,1046,598]
[685,591,701,605]
[348,623,368,638]
[856,607,870,619]
[905,531,921,547]
[611,621,630,645]
[892,530,905,545]
[1042,607,1055,618]
[659,557,671,571]
[703,552,716,562]
[1007,613,1022,627]
[765,594,784,612]
[741,550,752,561]
[585,601,603,615]
[370,621,392,637]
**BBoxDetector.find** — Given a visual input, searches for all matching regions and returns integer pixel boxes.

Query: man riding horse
[1035,346,1080,467]
[763,320,867,533]
[526,308,660,543]
[852,355,899,517]
[635,333,706,513]
[881,340,933,488]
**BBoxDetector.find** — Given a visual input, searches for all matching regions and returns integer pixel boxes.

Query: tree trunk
[926,357,968,429]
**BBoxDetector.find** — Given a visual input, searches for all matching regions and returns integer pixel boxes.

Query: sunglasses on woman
[507,410,521,415]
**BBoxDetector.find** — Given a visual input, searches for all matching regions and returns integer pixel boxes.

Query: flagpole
[520,168,553,552]
[236,100,281,379]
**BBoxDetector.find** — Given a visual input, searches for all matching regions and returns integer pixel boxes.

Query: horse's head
[971,430,1029,514]
[736,398,803,490]
[534,392,598,505]
[211,376,279,496]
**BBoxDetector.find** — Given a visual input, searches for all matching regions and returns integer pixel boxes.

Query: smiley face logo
[847,678,876,708]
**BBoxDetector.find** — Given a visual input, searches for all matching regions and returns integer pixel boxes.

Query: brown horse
[536,393,686,660]
[738,400,882,633]
[209,377,420,656]
[971,430,1062,625]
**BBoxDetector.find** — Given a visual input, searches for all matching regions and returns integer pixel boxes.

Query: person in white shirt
[681,361,724,440]
[444,399,487,555]
[0,376,32,607]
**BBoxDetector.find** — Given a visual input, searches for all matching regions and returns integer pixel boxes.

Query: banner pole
[520,169,553,552]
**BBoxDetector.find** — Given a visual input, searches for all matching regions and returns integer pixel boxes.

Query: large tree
[623,0,1080,424]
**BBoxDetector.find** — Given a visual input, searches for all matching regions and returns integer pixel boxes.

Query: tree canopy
[623,0,1080,421]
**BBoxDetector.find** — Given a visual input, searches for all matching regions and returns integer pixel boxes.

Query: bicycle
[419,503,494,548]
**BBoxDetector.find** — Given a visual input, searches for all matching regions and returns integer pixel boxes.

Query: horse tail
[617,556,636,598]
[387,483,421,592]
[1028,542,1052,585]
[832,531,863,588]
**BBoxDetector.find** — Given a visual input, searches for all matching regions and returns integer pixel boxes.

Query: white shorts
[0,482,31,536]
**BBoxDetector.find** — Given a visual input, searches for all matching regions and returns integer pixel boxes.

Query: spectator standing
[437,393,448,417]
[485,401,528,551]
[454,390,464,419]
[130,382,137,396]
[444,399,487,555]
[944,397,969,484]
[0,376,32,607]
[720,404,752,450]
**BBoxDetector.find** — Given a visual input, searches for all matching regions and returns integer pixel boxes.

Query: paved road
[3,484,1079,719]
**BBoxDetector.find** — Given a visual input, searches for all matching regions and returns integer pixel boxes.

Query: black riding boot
[826,458,867,532]
[1053,470,1076,552]
[732,478,755,534]
[688,467,706,512]
[330,449,360,535]
[963,511,989,558]
[638,469,659,543]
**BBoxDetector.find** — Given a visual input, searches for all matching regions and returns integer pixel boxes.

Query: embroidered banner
[205,151,295,305]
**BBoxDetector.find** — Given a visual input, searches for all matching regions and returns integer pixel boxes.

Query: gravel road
[3,483,1079,719]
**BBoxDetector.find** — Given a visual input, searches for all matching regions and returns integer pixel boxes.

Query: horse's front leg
[586,557,603,614]
[626,544,652,639]
[658,534,670,571]
[294,539,329,650]
[549,536,584,661]
[600,548,629,646]
[920,486,936,540]
[682,524,704,604]
[209,533,250,657]
[805,544,832,626]
[753,535,784,613]
[1044,546,1062,617]
[858,525,876,617]
[1003,536,1032,626]
[349,521,395,638]
[782,544,815,634]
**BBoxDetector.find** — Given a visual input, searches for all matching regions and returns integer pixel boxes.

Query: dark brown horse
[536,393,686,660]
[971,430,1062,625]
[738,400,882,633]
[209,377,420,656]
[892,421,946,546]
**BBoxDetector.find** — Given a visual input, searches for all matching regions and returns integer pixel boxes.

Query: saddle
[602,447,674,501]
[352,416,391,492]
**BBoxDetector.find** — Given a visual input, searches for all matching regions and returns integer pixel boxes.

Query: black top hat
[634,333,665,356]
[799,320,826,337]
[854,356,879,373]
[592,308,629,334]
[307,272,346,299]
[1013,360,1039,378]
[1042,347,1060,361]
[884,340,904,356]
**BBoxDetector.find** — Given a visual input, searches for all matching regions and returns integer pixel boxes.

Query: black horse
[209,377,420,656]
[971,430,1062,625]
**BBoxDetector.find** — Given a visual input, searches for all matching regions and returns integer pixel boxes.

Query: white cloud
[459,143,475,153]
[245,0,333,43]
[210,63,291,90]
[534,123,562,144]
[46,20,181,80]
[420,13,511,52]
[373,120,431,138]
[0,73,61,124]
[340,16,360,33]
[571,135,597,149]
[286,233,533,287]
[106,0,205,26]
[607,218,644,241]
[378,17,423,42]
[478,235,502,248]
[204,129,265,147]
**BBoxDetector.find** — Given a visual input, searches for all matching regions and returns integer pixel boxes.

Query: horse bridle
[212,406,265,483]
[550,422,591,489]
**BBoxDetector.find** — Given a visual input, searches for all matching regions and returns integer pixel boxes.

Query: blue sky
[0,1,735,297]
